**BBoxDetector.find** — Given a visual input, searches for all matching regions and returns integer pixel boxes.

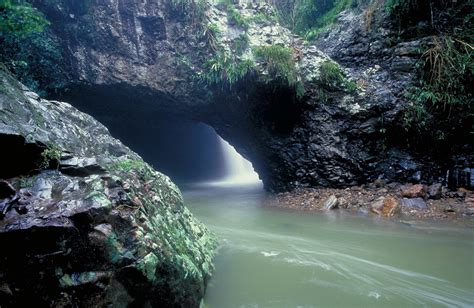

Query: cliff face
[30,0,472,191]
[0,68,216,307]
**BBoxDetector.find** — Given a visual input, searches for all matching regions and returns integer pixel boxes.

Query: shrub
[0,0,64,94]
[403,36,473,138]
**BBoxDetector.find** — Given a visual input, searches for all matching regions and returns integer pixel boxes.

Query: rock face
[29,0,471,192]
[0,69,216,306]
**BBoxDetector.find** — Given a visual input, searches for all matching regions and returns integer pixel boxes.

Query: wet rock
[0,181,18,219]
[400,184,427,199]
[370,196,399,217]
[400,198,427,210]
[463,208,474,216]
[324,195,339,210]
[24,0,470,193]
[382,197,400,217]
[0,181,15,199]
[59,157,106,177]
[370,197,385,215]
[0,71,217,307]
[428,183,442,200]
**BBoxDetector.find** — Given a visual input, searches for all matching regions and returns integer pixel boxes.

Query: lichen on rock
[0,68,217,307]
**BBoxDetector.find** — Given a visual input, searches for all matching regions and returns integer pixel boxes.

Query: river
[183,184,474,307]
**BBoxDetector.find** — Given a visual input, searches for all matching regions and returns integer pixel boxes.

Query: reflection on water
[183,185,474,308]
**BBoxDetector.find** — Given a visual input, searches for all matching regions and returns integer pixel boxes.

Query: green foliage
[233,33,249,54]
[402,36,473,137]
[217,0,249,30]
[41,142,61,169]
[18,176,33,188]
[318,60,356,92]
[200,51,255,87]
[253,45,297,85]
[201,23,221,51]
[385,0,472,37]
[253,45,305,97]
[0,0,49,36]
[227,5,249,30]
[0,0,64,94]
[319,61,345,86]
[110,158,147,172]
[385,0,418,16]
[274,0,353,39]
[299,0,353,39]
[170,0,207,22]
[247,12,278,24]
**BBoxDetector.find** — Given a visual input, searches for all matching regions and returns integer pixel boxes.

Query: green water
[184,185,474,308]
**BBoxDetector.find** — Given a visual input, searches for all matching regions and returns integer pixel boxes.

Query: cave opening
[58,88,261,186]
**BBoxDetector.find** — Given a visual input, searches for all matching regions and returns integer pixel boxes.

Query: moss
[109,158,147,172]
[137,252,160,283]
[318,60,357,93]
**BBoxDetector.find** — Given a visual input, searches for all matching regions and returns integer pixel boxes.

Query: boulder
[400,198,427,210]
[400,184,427,199]
[370,196,400,217]
[0,69,216,307]
[324,194,339,210]
[428,183,442,199]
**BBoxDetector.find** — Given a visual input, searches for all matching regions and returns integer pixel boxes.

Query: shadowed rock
[0,68,216,307]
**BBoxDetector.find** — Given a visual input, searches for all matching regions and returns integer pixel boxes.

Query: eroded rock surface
[27,0,472,192]
[0,69,216,307]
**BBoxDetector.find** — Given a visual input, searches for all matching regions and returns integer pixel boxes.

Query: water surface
[183,185,474,308]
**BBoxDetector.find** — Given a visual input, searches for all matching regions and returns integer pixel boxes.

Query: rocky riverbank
[265,181,474,222]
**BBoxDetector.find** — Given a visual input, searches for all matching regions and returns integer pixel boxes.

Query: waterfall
[217,136,261,185]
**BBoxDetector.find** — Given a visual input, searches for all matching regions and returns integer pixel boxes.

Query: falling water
[217,136,261,185]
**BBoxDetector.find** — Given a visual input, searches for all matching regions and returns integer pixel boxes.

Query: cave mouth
[57,88,261,186]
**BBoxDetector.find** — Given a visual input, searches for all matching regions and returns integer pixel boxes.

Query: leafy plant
[201,23,221,51]
[253,45,297,85]
[217,0,249,30]
[402,36,473,137]
[273,0,354,40]
[200,51,255,87]
[318,60,356,92]
[0,0,64,94]
[253,45,305,97]
[41,143,61,169]
[227,5,249,30]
